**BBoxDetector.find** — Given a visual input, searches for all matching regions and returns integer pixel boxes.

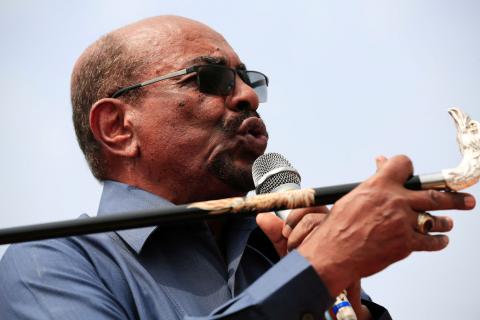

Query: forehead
[129,19,243,73]
[174,35,240,67]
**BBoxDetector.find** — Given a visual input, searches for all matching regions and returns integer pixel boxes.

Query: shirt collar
[97,180,260,261]
[97,180,174,254]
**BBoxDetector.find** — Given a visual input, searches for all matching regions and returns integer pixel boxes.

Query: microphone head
[252,152,301,194]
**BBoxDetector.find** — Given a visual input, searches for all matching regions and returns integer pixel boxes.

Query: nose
[226,74,260,112]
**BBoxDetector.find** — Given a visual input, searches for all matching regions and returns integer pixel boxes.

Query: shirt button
[301,313,315,320]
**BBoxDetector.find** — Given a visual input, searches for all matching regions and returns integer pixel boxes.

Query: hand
[346,280,372,320]
[297,155,476,297]
[255,156,392,255]
[258,208,373,319]
[257,199,373,319]
[256,205,329,257]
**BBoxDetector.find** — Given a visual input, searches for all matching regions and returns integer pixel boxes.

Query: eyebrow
[236,63,247,71]
[190,55,247,70]
[191,55,227,65]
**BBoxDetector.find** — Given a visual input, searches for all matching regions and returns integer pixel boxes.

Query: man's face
[129,20,268,201]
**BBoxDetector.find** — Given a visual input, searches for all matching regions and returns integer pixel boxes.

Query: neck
[108,170,247,205]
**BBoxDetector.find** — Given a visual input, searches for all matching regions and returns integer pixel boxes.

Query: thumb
[256,213,287,257]
[375,155,388,172]
[346,280,361,304]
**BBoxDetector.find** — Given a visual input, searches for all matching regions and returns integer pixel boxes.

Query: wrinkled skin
[88,16,268,204]
[257,155,475,319]
[86,16,476,319]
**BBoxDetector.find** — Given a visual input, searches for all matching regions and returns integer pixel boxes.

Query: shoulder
[0,234,135,319]
[0,234,138,319]
[0,232,128,287]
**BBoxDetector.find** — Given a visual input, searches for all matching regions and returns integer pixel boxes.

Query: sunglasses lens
[246,71,268,103]
[197,66,235,96]
[197,66,268,103]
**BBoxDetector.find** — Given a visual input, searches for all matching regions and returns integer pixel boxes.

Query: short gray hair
[71,33,148,179]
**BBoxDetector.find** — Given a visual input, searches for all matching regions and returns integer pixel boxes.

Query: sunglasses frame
[110,64,269,101]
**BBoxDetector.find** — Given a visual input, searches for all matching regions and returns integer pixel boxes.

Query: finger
[256,213,287,257]
[375,155,388,172]
[346,280,361,298]
[376,155,414,184]
[430,215,454,232]
[410,212,454,234]
[287,213,328,250]
[408,190,476,211]
[411,233,450,252]
[283,205,329,237]
[346,280,362,308]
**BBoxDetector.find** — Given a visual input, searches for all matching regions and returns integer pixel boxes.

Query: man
[0,16,475,319]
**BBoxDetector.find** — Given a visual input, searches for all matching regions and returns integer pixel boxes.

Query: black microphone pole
[0,177,424,245]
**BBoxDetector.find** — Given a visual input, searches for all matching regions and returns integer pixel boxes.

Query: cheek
[181,94,227,132]
[141,97,226,152]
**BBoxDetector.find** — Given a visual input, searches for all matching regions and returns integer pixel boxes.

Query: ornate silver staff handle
[434,107,480,191]
[0,108,477,245]
[289,107,480,204]
[405,107,479,192]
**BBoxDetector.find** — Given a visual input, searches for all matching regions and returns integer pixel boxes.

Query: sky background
[1,1,479,319]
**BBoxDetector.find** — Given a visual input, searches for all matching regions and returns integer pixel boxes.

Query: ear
[89,98,139,158]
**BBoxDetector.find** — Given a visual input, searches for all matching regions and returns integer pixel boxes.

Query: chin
[208,153,256,194]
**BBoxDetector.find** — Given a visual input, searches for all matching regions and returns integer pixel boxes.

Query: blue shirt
[0,181,389,319]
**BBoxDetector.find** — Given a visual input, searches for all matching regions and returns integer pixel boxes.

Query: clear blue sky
[1,1,479,318]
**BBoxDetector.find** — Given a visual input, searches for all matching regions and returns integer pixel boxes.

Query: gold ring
[417,212,434,234]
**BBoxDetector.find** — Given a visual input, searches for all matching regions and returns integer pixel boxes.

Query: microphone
[252,152,357,320]
[252,152,301,220]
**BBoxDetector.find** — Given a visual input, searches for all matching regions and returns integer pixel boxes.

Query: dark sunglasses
[111,64,269,102]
